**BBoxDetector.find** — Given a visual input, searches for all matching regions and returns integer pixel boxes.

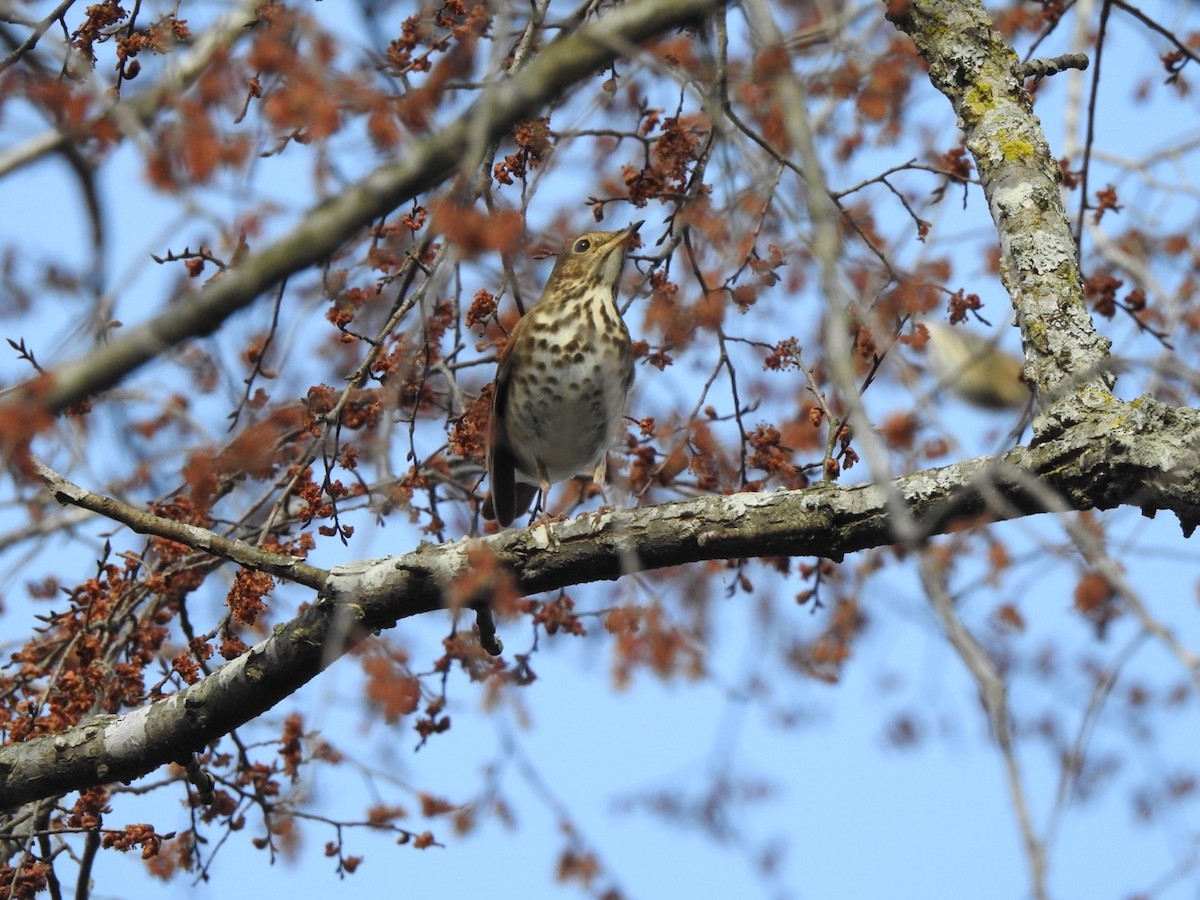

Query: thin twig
[28,454,328,589]
[1074,0,1111,257]
[919,556,1048,900]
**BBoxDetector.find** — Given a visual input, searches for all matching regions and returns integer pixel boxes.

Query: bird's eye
[573,239,591,253]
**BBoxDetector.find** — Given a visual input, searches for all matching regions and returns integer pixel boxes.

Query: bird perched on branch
[483,221,643,527]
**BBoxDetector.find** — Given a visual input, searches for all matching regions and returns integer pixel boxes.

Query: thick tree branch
[4,393,1200,808]
[0,0,726,422]
[885,0,1114,412]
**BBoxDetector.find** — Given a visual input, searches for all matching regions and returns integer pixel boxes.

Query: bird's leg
[591,457,611,508]
[535,462,551,519]
[527,487,545,523]
[528,464,560,542]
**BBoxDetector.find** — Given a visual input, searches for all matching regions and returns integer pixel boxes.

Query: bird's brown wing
[484,317,537,526]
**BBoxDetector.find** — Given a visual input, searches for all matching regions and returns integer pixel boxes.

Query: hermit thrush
[482,221,643,526]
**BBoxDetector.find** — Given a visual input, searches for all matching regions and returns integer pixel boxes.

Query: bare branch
[921,556,1047,900]
[29,455,328,589]
[1018,52,1090,81]
[0,0,76,75]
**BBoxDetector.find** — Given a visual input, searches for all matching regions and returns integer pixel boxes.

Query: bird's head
[546,220,643,294]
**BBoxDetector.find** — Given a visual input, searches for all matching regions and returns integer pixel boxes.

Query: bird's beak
[622,220,644,247]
